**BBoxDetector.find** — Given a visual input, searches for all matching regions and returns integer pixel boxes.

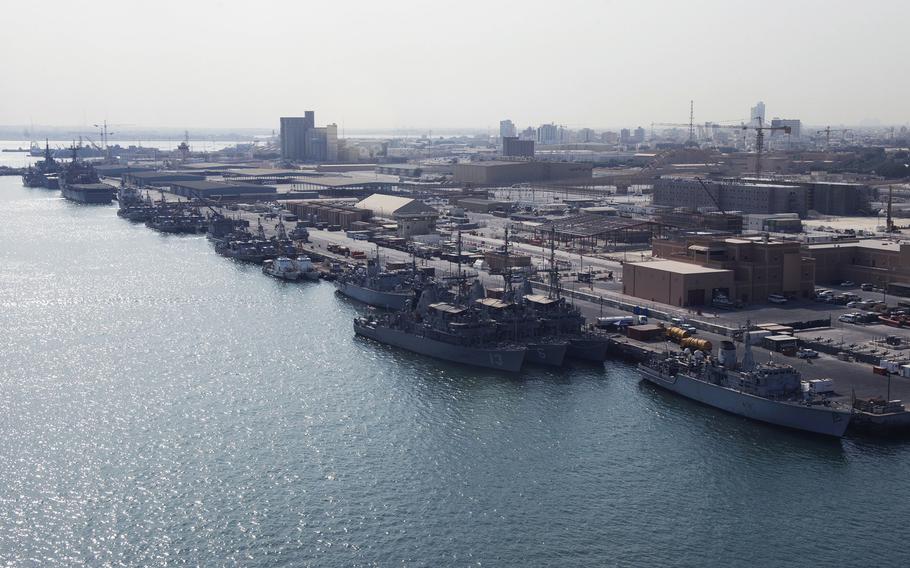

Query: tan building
[807,240,910,294]
[651,235,815,303]
[623,260,735,307]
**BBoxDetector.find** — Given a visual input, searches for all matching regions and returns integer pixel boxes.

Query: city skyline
[1,0,909,130]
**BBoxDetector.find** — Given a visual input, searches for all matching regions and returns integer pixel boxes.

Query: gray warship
[58,145,115,204]
[518,230,610,362]
[471,229,568,366]
[334,257,418,310]
[638,334,852,437]
[21,140,62,189]
[353,297,526,373]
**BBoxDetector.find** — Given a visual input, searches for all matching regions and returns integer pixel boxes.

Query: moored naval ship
[21,140,62,189]
[117,184,156,221]
[354,274,527,372]
[334,257,419,310]
[519,230,610,362]
[638,334,852,437]
[354,303,526,373]
[262,256,320,281]
[58,145,115,204]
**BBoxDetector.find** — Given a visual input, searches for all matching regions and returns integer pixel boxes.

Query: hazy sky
[2,0,908,131]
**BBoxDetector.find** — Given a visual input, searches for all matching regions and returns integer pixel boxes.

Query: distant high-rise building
[500,119,517,139]
[751,101,766,125]
[519,127,536,141]
[620,128,631,144]
[537,123,559,145]
[280,111,338,162]
[502,136,534,158]
[633,127,646,143]
[280,116,310,160]
[770,118,801,140]
[578,128,596,143]
[601,131,618,144]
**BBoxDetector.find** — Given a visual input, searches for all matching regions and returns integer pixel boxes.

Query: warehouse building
[169,180,277,198]
[122,171,205,187]
[453,160,593,185]
[453,197,510,213]
[356,194,439,237]
[623,260,735,307]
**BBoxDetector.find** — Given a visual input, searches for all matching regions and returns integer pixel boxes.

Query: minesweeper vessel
[638,335,852,437]
[262,256,320,282]
[354,280,526,372]
[334,258,419,310]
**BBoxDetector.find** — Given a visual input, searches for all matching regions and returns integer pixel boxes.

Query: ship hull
[566,337,609,362]
[525,341,568,366]
[62,187,114,204]
[638,365,851,437]
[336,281,413,310]
[354,321,526,372]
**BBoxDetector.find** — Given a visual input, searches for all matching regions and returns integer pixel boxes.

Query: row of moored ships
[22,141,117,204]
[33,160,859,438]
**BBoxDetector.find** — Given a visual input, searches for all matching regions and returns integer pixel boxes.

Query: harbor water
[2,170,910,566]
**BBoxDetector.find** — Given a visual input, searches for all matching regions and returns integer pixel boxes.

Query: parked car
[838,314,857,324]
[840,281,856,287]
[797,348,819,359]
[861,283,875,291]
[768,294,788,304]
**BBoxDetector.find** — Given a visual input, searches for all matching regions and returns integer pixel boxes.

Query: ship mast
[455,229,463,304]
[502,225,512,295]
[741,319,755,371]
[548,226,561,300]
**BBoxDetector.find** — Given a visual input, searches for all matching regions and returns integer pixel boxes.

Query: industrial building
[623,260,735,307]
[652,234,816,303]
[356,194,439,237]
[453,197,510,213]
[653,177,873,218]
[654,177,808,217]
[453,161,593,185]
[169,180,277,198]
[806,240,910,293]
[280,112,338,162]
[122,171,206,187]
[502,137,535,158]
